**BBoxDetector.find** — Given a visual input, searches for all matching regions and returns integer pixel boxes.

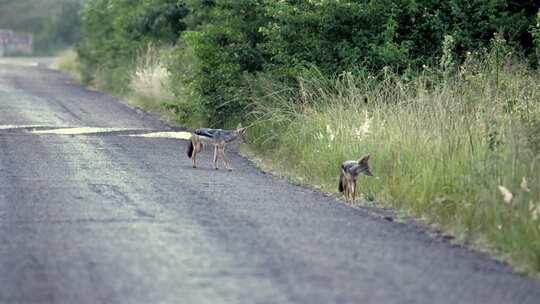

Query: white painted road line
[126,131,191,140]
[30,127,148,135]
[0,124,62,130]
[0,59,39,67]
[1,125,191,138]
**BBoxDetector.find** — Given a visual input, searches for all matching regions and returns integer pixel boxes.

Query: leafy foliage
[261,0,411,74]
[170,0,268,126]
[77,0,187,92]
[78,0,540,123]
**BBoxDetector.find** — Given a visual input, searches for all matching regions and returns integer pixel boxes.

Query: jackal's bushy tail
[338,172,344,192]
[187,141,194,158]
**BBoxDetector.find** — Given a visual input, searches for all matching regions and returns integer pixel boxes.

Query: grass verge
[51,49,81,81]
[246,58,540,275]
[124,45,179,124]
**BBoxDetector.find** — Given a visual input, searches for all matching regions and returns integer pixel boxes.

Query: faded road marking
[0,125,191,139]
[31,127,147,135]
[0,59,39,67]
[0,124,60,130]
[127,131,191,140]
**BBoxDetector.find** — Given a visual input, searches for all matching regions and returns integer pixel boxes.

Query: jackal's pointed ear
[359,155,370,163]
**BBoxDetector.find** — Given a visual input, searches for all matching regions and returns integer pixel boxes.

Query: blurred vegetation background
[0,0,82,55]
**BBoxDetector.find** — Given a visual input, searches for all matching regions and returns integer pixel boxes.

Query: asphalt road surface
[1,58,539,304]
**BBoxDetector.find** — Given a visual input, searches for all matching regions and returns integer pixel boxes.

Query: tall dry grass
[248,51,540,274]
[51,49,81,81]
[126,45,178,120]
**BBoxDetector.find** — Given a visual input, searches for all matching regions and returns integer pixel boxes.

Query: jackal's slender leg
[344,176,350,201]
[213,145,219,169]
[194,142,203,168]
[192,149,197,168]
[344,180,350,201]
[217,145,223,167]
[220,145,232,171]
[191,138,198,168]
[351,180,356,202]
[348,179,354,202]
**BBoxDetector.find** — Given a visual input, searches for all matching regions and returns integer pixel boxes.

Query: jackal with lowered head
[187,127,247,170]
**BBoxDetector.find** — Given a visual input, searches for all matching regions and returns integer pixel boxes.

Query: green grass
[247,58,540,275]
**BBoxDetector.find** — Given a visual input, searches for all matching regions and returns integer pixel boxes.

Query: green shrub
[77,0,187,93]
[168,0,268,126]
[78,0,540,125]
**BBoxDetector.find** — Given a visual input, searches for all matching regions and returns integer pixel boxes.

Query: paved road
[0,59,539,304]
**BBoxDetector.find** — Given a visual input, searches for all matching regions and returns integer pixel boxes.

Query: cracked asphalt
[1,59,539,304]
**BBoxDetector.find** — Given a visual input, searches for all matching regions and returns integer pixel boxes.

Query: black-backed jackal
[186,127,247,170]
[338,155,373,202]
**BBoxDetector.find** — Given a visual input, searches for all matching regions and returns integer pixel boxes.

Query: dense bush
[171,0,540,125]
[262,0,540,73]
[78,0,540,123]
[77,0,187,92]
[168,0,268,126]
